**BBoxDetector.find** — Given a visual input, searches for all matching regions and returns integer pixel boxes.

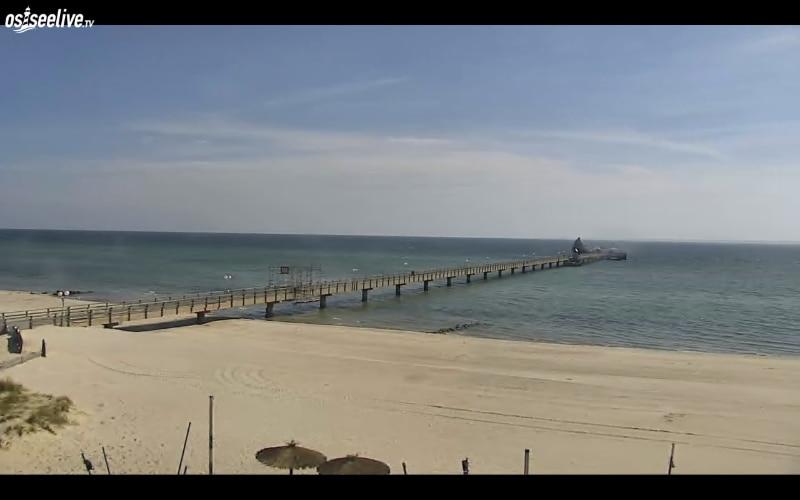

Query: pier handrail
[0,253,592,329]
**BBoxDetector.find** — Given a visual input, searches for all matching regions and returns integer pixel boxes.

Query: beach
[1,292,799,474]
[0,290,101,315]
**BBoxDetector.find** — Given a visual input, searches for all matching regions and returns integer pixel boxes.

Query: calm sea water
[0,229,798,357]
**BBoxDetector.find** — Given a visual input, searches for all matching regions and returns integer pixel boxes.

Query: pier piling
[1,250,621,330]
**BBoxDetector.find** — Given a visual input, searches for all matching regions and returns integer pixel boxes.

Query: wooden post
[524,449,530,475]
[402,462,408,475]
[178,421,192,475]
[41,339,46,358]
[667,443,676,475]
[208,396,214,475]
[102,446,111,475]
[461,457,469,475]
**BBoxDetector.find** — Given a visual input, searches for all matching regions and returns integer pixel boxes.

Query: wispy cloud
[262,77,409,108]
[6,114,800,240]
[128,118,462,160]
[735,29,800,55]
[513,128,726,160]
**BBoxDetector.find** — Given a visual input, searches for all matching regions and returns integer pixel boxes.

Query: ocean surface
[0,229,798,357]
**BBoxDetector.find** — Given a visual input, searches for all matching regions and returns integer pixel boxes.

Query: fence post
[524,449,530,475]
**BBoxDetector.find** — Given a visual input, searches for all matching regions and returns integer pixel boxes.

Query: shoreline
[2,287,799,361]
[274,316,800,361]
[1,319,798,474]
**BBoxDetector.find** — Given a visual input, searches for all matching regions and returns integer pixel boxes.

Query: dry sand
[0,310,799,475]
[0,290,101,365]
[0,289,100,314]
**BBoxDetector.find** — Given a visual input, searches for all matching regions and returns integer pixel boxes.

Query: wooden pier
[1,253,612,331]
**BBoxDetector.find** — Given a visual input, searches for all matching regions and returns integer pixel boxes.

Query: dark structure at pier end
[568,237,627,264]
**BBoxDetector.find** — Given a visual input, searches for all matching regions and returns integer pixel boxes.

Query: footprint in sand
[662,412,687,423]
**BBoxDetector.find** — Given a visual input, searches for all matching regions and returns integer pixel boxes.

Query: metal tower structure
[267,264,324,289]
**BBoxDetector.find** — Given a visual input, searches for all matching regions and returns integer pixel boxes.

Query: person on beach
[7,326,23,354]
[16,327,23,353]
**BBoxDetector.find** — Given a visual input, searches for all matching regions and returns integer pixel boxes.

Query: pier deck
[1,253,611,331]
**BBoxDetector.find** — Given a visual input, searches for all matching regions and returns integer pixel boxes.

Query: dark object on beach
[431,321,480,334]
[256,440,327,475]
[51,290,90,297]
[208,396,214,475]
[667,443,676,475]
[523,449,530,475]
[7,326,23,354]
[177,421,192,475]
[41,339,46,358]
[317,455,391,475]
[81,452,94,475]
[402,462,408,475]
[461,457,470,475]
[102,446,111,475]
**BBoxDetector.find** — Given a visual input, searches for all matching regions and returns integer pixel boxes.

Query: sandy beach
[1,294,799,474]
[0,289,100,313]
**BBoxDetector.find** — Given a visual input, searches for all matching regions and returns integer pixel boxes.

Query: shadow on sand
[116,316,236,333]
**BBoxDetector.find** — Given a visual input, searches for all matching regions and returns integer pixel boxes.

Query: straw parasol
[255,440,327,475]
[317,454,391,475]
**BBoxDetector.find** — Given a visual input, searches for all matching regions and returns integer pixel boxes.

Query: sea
[0,229,798,357]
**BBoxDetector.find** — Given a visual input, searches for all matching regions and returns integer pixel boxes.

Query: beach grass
[0,377,73,447]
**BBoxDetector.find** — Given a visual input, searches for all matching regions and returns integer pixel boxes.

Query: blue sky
[1,25,799,241]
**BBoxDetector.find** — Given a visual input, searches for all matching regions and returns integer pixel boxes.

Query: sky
[1,25,799,242]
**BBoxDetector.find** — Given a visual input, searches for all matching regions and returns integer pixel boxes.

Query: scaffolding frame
[267,264,324,290]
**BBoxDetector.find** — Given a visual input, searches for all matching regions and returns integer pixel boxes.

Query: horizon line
[0,227,798,245]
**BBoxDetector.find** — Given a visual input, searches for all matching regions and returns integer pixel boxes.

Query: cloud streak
[262,77,409,108]
[513,128,726,160]
[734,28,800,55]
[4,113,800,241]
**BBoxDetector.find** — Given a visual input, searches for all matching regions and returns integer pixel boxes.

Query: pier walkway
[1,253,611,331]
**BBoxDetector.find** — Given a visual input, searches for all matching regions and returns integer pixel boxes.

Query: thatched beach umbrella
[255,440,327,475]
[317,454,391,475]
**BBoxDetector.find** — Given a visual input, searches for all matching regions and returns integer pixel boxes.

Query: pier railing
[1,253,606,330]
